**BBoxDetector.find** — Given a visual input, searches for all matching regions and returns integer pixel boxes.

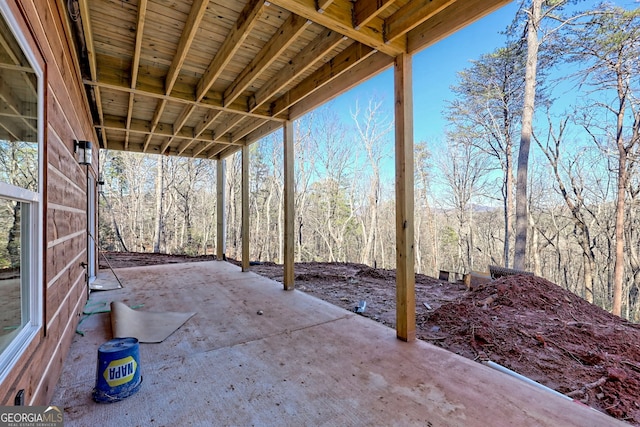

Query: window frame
[0,1,44,385]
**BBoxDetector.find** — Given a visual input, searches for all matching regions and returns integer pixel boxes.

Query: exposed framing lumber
[84,79,279,122]
[232,118,268,143]
[288,50,392,120]
[384,0,455,43]
[224,13,310,108]
[142,99,167,152]
[271,41,376,117]
[353,0,395,30]
[248,28,345,113]
[245,120,284,145]
[283,120,295,290]
[0,75,36,134]
[196,0,268,102]
[216,144,243,159]
[241,144,250,272]
[165,0,210,94]
[178,109,224,156]
[205,114,247,158]
[394,52,415,342]
[216,158,226,260]
[407,0,511,54]
[146,0,210,153]
[268,0,404,56]
[160,104,196,153]
[78,0,106,148]
[315,0,335,13]
[123,0,148,150]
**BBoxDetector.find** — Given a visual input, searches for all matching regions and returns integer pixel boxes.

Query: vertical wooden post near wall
[241,145,250,271]
[216,158,226,261]
[283,120,295,290]
[394,52,416,342]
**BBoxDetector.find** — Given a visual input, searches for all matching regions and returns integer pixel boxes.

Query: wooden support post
[241,144,250,271]
[283,120,295,290]
[216,158,226,261]
[394,52,416,342]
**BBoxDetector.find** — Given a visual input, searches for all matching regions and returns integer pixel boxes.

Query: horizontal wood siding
[0,0,97,405]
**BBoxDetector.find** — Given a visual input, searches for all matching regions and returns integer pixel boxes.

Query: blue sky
[329,1,520,144]
[327,0,639,145]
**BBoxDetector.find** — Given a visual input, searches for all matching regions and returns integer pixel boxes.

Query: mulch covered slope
[420,275,640,425]
[99,252,640,425]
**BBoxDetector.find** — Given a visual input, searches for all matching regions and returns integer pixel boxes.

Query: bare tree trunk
[612,151,626,316]
[514,0,541,271]
[153,156,164,253]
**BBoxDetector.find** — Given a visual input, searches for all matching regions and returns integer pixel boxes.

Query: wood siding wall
[0,0,97,405]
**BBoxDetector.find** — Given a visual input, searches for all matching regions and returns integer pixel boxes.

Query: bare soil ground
[99,252,640,425]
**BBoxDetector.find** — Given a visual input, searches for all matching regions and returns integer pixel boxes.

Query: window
[0,3,43,382]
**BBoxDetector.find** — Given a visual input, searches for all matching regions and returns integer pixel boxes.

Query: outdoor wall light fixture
[74,140,93,165]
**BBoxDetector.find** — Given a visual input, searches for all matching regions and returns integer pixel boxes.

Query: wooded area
[95,3,640,322]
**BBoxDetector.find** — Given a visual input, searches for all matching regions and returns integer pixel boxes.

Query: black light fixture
[74,140,93,165]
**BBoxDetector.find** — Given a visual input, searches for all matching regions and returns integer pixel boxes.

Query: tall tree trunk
[612,148,627,316]
[153,156,164,253]
[514,0,542,271]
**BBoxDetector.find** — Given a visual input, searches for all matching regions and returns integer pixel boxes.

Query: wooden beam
[216,158,226,260]
[232,118,268,143]
[215,115,246,138]
[407,0,511,54]
[241,144,250,272]
[100,115,231,145]
[84,78,278,121]
[315,0,334,13]
[160,104,197,153]
[78,0,107,148]
[288,51,393,120]
[245,120,284,145]
[196,0,268,102]
[165,0,210,94]
[216,144,243,159]
[268,0,405,56]
[394,52,415,342]
[224,13,310,107]
[283,120,295,290]
[353,0,395,30]
[178,109,224,155]
[271,41,376,117]
[384,0,455,43]
[124,0,148,151]
[248,28,345,113]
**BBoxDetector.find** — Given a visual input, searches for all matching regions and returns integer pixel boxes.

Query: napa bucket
[92,337,142,403]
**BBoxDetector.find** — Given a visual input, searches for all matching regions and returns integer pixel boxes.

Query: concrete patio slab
[52,261,623,426]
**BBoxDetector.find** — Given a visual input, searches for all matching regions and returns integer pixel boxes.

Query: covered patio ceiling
[69,0,511,159]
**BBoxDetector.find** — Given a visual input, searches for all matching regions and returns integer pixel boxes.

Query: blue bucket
[92,337,142,403]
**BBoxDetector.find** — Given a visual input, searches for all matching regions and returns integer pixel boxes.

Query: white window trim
[0,1,44,385]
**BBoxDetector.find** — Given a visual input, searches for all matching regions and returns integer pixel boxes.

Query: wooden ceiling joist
[271,41,376,117]
[84,79,279,122]
[78,0,106,147]
[353,0,395,30]
[165,0,210,94]
[195,0,268,102]
[269,0,405,56]
[71,0,511,156]
[384,0,456,43]
[407,0,512,54]
[248,27,345,113]
[223,13,310,108]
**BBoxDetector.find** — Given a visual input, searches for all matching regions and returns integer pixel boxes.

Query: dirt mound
[421,275,640,424]
[356,267,391,280]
